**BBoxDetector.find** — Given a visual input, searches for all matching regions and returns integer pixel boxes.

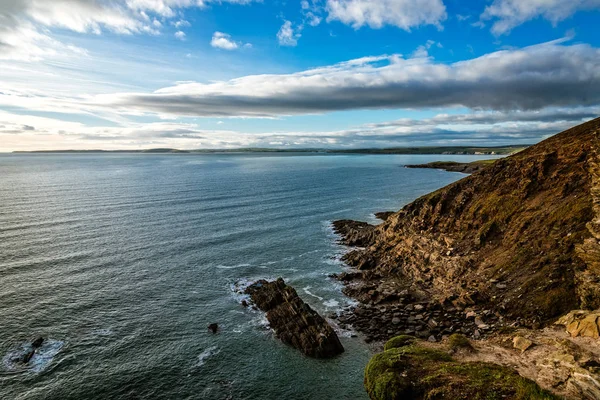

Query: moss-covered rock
[383,335,417,351]
[448,333,475,353]
[364,337,560,400]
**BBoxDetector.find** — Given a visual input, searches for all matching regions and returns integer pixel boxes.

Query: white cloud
[300,0,324,26]
[0,0,257,61]
[481,0,600,35]
[173,19,191,29]
[210,31,250,50]
[326,0,447,30]
[175,30,186,40]
[412,40,442,58]
[277,20,301,46]
[0,22,88,61]
[306,12,322,26]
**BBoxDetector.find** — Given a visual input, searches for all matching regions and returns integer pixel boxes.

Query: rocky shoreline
[331,220,507,345]
[328,118,600,399]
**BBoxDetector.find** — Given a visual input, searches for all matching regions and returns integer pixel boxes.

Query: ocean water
[0,153,498,400]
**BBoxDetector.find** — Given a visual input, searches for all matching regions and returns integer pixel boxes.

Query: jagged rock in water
[556,310,600,339]
[245,278,344,358]
[335,118,600,326]
[375,212,395,221]
[331,220,376,247]
[31,337,44,348]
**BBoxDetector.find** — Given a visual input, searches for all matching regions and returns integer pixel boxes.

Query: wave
[302,286,324,301]
[323,299,340,309]
[216,263,252,270]
[194,346,220,368]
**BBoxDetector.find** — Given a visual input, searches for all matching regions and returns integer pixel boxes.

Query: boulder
[513,336,534,352]
[245,278,344,358]
[556,310,600,339]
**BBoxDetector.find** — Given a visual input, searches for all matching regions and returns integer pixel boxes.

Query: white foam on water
[216,263,252,270]
[323,299,340,309]
[195,346,220,367]
[329,208,352,215]
[303,286,324,301]
[297,249,321,258]
[324,255,345,267]
[336,327,359,338]
[279,268,298,272]
[229,278,253,303]
[3,339,65,373]
[91,328,113,336]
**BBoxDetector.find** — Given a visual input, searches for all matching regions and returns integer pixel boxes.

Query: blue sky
[1,0,599,151]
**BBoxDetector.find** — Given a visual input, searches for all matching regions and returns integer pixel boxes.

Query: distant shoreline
[405,159,497,173]
[11,145,528,156]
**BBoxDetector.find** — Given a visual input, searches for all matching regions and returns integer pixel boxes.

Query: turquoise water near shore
[0,153,499,399]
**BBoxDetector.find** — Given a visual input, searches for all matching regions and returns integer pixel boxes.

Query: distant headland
[12,145,528,155]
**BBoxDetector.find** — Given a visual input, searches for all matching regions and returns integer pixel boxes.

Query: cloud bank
[81,40,600,118]
[1,107,596,151]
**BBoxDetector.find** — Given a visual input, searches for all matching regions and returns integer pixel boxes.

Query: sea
[0,152,499,400]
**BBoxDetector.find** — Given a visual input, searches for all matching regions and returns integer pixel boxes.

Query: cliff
[338,118,600,327]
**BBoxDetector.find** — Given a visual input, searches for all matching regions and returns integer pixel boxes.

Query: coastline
[328,118,600,399]
[405,159,497,174]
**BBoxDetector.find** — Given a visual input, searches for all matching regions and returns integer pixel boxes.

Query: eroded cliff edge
[334,118,600,398]
[337,118,600,329]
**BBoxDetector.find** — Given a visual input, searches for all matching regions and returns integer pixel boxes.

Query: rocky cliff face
[339,118,600,327]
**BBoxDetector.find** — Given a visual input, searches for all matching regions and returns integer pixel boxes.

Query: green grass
[364,336,560,400]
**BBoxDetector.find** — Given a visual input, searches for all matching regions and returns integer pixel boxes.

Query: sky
[1,0,599,151]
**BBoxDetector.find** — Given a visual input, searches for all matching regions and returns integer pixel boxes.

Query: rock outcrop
[556,310,600,339]
[245,278,344,358]
[337,118,600,329]
[332,220,376,247]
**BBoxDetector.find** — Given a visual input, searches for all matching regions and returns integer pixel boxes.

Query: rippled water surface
[0,153,496,399]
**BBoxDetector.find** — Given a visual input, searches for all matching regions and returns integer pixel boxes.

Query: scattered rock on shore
[512,336,534,352]
[245,278,344,358]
